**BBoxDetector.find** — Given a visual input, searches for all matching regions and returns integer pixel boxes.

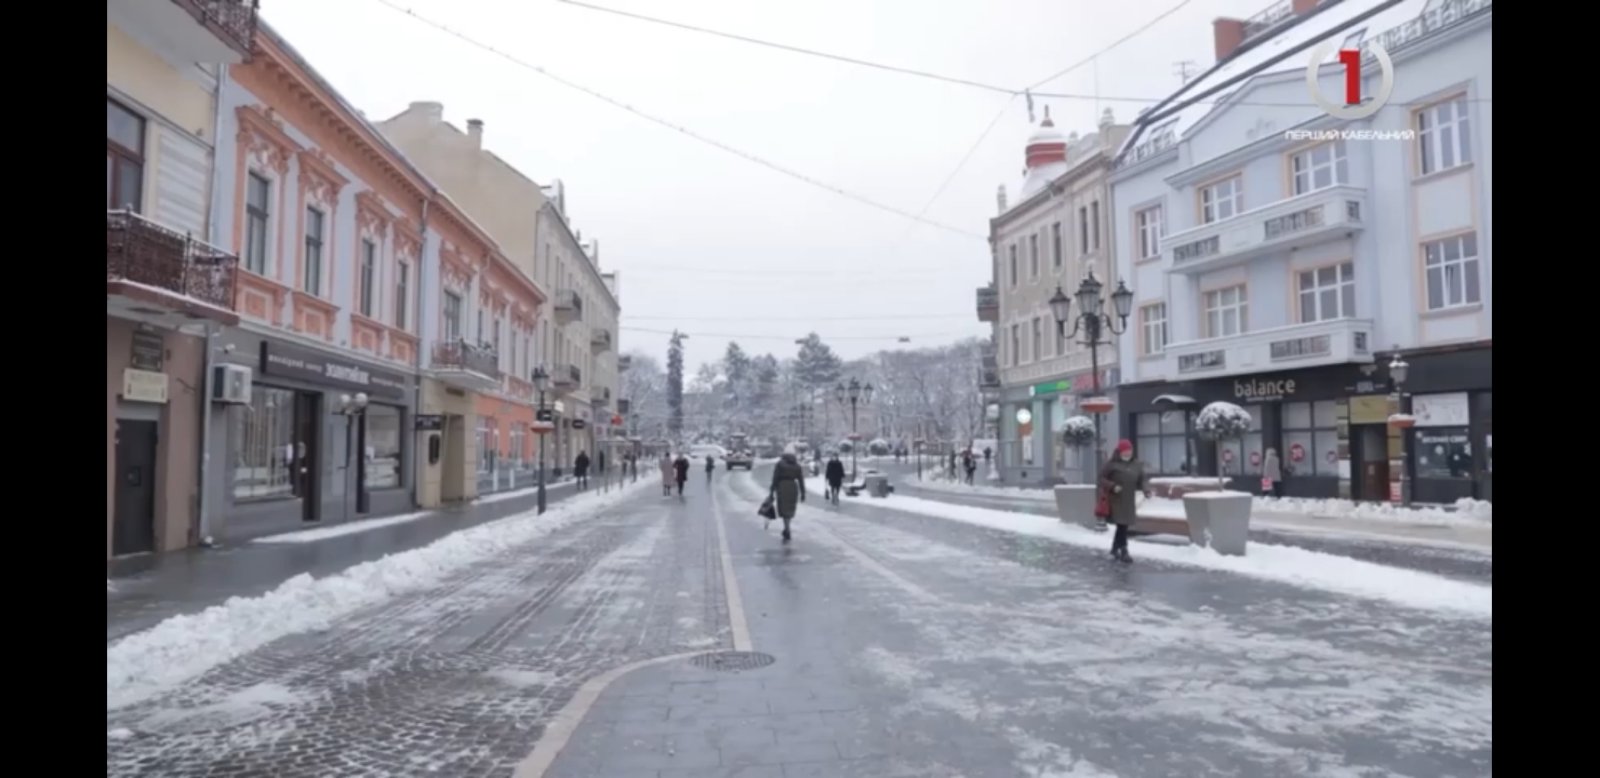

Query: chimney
[589,239,599,265]
[410,101,444,122]
[1100,108,1115,130]
[467,118,483,149]
[1214,17,1246,61]
[996,185,1008,214]
[1291,0,1319,15]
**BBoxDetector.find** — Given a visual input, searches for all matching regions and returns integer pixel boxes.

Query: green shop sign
[1028,379,1074,397]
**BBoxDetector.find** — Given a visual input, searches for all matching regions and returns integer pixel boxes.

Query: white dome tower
[1020,107,1069,198]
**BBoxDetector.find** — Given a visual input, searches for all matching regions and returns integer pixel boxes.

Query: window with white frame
[358,239,376,317]
[1297,262,1355,322]
[1091,201,1101,250]
[394,260,410,330]
[1051,222,1062,269]
[1203,285,1248,338]
[1010,324,1020,367]
[1140,303,1168,356]
[245,172,271,274]
[1200,177,1244,224]
[1009,244,1018,286]
[1078,206,1089,254]
[1031,317,1042,362]
[1135,205,1163,260]
[443,291,462,341]
[1423,233,1481,311]
[1416,96,1472,175]
[1291,142,1348,195]
[1029,233,1039,278]
[493,316,503,359]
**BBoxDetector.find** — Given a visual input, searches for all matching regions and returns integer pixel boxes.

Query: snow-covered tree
[619,350,667,440]
[1196,401,1252,486]
[666,331,686,439]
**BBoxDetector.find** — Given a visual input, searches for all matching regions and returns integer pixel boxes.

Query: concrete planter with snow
[1182,491,1253,555]
[1053,484,1098,528]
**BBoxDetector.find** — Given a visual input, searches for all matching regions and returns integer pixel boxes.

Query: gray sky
[262,0,1263,375]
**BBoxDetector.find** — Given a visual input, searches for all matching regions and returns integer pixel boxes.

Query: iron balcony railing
[552,363,582,387]
[107,210,238,309]
[555,288,583,315]
[175,0,261,57]
[432,339,501,379]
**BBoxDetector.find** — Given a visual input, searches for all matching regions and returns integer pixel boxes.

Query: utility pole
[1173,60,1199,85]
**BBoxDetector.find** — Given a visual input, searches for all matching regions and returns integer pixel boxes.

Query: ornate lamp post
[532,365,550,514]
[1387,351,1412,508]
[835,378,874,480]
[1048,273,1134,471]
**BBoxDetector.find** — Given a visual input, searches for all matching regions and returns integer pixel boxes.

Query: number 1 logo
[1305,38,1395,120]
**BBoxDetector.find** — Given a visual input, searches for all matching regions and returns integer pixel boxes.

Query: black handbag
[757,495,777,520]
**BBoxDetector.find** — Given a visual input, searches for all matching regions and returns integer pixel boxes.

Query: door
[294,392,321,521]
[1353,425,1389,501]
[112,419,158,556]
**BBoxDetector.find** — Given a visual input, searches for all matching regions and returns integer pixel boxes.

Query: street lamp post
[1048,274,1134,474]
[835,378,874,480]
[914,438,923,481]
[532,366,549,515]
[1388,351,1412,508]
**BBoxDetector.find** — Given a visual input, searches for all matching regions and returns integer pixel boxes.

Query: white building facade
[985,109,1130,484]
[1111,0,1491,503]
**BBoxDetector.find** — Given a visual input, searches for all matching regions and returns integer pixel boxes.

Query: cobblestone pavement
[106,480,732,777]
[544,468,1490,777]
[879,465,1493,584]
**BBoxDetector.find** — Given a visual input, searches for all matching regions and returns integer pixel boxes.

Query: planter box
[1053,485,1098,528]
[1181,491,1253,556]
[1149,477,1231,500]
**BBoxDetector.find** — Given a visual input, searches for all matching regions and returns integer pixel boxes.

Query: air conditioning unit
[213,364,254,404]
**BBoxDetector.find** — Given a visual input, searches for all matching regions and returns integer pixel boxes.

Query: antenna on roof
[1173,60,1199,84]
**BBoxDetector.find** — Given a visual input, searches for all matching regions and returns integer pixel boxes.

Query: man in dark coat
[770,450,807,541]
[1098,439,1150,563]
[574,451,591,490]
[672,453,690,497]
[824,454,846,505]
[962,450,976,485]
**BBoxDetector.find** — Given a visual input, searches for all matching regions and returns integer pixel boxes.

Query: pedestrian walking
[962,450,976,485]
[574,451,591,491]
[705,454,716,484]
[1262,448,1284,498]
[948,451,958,479]
[824,453,846,505]
[673,453,691,497]
[1098,439,1150,563]
[659,453,675,497]
[770,446,807,541]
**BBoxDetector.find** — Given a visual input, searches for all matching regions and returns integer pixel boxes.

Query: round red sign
[1326,449,1337,463]
[1249,451,1262,466]
[1289,443,1306,462]
[1222,449,1235,463]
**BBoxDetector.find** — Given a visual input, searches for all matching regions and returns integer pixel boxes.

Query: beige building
[377,104,623,475]
[984,108,1130,485]
[106,1,256,560]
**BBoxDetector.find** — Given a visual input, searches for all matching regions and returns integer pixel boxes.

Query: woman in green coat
[1099,439,1150,563]
[769,449,807,543]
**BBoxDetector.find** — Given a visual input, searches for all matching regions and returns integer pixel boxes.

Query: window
[1200,177,1243,224]
[232,385,296,500]
[477,309,486,345]
[1135,411,1194,475]
[1414,427,1473,480]
[107,99,145,212]
[1031,317,1042,362]
[1135,206,1163,260]
[358,239,376,317]
[493,316,503,359]
[1298,262,1355,322]
[245,172,271,274]
[1417,96,1472,175]
[1010,324,1020,367]
[1091,201,1101,250]
[1078,207,1089,254]
[1140,303,1168,356]
[1291,142,1348,195]
[1283,401,1340,477]
[1009,244,1018,286]
[1029,233,1039,278]
[1203,285,1248,337]
[1051,222,1062,269]
[477,417,496,475]
[443,291,463,341]
[364,404,403,489]
[394,260,410,330]
[302,208,324,296]
[1217,404,1265,477]
[1423,233,1481,310]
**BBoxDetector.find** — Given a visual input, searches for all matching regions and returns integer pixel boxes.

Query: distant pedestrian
[1099,439,1150,564]
[825,453,846,505]
[948,451,958,479]
[673,453,691,497]
[771,446,808,541]
[659,453,675,497]
[983,447,992,466]
[1262,448,1284,498]
[962,450,976,485]
[705,454,716,484]
[574,451,591,490]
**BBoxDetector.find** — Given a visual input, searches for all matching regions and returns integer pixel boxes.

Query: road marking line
[712,484,754,652]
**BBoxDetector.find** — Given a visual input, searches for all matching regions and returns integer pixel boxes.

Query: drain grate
[690,651,776,672]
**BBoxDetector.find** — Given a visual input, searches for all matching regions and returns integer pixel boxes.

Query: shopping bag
[757,495,777,521]
[1260,477,1273,493]
[1093,487,1111,520]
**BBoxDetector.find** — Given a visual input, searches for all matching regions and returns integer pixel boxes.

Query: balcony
[108,0,259,64]
[552,363,582,392]
[975,284,999,322]
[554,288,583,325]
[591,326,613,352]
[107,210,240,327]
[1163,318,1375,380]
[1165,186,1367,274]
[593,386,613,407]
[617,354,632,372]
[430,339,501,392]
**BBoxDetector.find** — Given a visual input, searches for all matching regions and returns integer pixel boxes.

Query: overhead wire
[369,0,986,240]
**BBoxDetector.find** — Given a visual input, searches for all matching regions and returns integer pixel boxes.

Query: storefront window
[234,386,297,500]
[365,404,403,489]
[1283,400,1340,477]
[477,417,495,474]
[1218,404,1265,476]
[1415,428,1472,479]
[1135,411,1192,475]
[510,424,527,469]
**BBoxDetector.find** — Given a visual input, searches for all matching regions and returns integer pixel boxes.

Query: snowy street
[107,464,1490,777]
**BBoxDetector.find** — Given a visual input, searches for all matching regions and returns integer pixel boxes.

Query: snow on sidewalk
[876,494,1492,618]
[106,478,654,712]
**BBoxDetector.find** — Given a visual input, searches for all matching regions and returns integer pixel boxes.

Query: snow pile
[1255,495,1492,526]
[1060,415,1096,446]
[1195,401,1252,438]
[876,494,1492,617]
[106,478,653,711]
[917,475,1058,500]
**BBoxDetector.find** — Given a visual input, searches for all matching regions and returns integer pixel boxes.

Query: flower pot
[1053,484,1098,529]
[1181,491,1253,556]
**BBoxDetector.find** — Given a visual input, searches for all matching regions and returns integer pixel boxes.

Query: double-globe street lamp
[532,365,550,515]
[835,378,874,480]
[1047,273,1134,472]
[1387,350,1412,508]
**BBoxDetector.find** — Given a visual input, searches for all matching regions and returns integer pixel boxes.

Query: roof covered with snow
[1116,0,1488,167]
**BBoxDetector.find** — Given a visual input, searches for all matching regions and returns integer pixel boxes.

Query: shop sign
[1233,376,1297,401]
[1029,379,1073,397]
[1412,392,1469,427]
[1348,395,1392,425]
[122,368,169,404]
[536,408,554,422]
[572,419,588,430]
[130,329,164,371]
[415,414,444,431]
[1178,350,1225,374]
[1269,334,1331,362]
[260,342,407,400]
[1289,443,1306,462]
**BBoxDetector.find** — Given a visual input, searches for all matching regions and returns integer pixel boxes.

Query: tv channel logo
[1305,38,1395,120]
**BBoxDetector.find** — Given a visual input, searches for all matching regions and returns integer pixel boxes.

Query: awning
[1152,394,1197,406]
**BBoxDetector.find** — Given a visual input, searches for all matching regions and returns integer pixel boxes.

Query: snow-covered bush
[1060,415,1096,447]
[838,440,854,454]
[868,438,890,456]
[1195,402,1252,486]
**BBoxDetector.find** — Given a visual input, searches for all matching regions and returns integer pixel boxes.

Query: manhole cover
[690,651,776,672]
